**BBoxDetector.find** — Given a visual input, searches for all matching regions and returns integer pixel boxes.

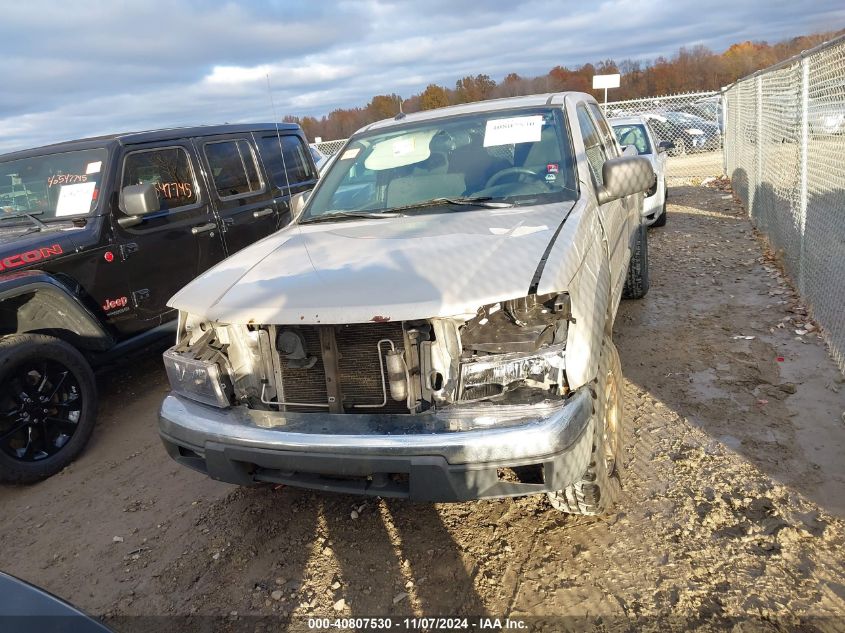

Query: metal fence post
[798,57,809,295]
[755,75,763,217]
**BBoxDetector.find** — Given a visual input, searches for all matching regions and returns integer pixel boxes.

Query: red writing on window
[47,174,89,187]
[155,181,193,200]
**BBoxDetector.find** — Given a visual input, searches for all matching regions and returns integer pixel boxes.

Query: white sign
[483,115,543,147]
[592,74,621,90]
[55,182,97,216]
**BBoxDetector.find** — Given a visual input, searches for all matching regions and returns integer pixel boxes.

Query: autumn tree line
[284,29,844,142]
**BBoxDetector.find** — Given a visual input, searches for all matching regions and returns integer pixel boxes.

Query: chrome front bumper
[159,387,594,501]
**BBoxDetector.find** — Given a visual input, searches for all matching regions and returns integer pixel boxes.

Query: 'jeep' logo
[0,245,63,272]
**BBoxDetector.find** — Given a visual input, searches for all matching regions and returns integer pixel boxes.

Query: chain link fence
[313,139,348,157]
[605,90,723,184]
[724,34,845,374]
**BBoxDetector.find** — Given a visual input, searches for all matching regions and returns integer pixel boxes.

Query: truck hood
[169,202,575,324]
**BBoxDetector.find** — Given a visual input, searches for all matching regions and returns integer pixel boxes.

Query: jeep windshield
[0,148,108,221]
[302,107,578,221]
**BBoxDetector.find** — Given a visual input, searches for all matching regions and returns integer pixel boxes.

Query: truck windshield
[303,108,577,220]
[0,148,108,220]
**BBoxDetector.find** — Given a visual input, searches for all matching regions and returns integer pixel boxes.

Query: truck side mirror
[119,183,161,227]
[657,140,675,153]
[597,156,655,205]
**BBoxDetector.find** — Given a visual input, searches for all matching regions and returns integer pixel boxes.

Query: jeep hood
[169,202,575,324]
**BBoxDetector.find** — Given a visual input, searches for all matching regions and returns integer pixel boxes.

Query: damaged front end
[163,292,574,421]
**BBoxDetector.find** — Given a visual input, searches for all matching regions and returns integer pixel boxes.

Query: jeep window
[256,135,315,189]
[0,148,107,220]
[204,140,264,199]
[122,147,198,211]
[612,124,652,155]
[577,105,608,186]
[303,107,577,219]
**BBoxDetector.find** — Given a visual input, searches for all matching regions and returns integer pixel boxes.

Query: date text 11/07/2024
[306,617,528,630]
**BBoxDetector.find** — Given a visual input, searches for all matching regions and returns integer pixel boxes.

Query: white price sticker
[483,115,543,147]
[55,182,97,216]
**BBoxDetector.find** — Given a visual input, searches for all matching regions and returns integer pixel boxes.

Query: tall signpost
[592,73,621,114]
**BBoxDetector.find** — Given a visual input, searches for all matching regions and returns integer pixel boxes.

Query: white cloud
[0,0,842,152]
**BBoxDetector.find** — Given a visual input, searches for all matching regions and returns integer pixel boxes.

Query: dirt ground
[1,184,844,631]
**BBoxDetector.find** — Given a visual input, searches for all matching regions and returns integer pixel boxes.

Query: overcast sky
[1,0,843,153]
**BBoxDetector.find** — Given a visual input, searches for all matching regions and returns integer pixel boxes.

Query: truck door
[196,135,278,256]
[576,104,629,302]
[112,142,226,325]
[254,132,319,228]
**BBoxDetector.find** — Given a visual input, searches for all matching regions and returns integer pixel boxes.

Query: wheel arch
[0,271,114,353]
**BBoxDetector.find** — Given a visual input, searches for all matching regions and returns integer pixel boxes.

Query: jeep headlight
[163,345,233,408]
[459,344,566,401]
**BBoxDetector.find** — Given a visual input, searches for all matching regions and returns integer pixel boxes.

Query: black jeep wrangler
[0,123,317,483]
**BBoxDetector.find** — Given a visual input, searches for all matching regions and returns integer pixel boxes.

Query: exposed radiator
[278,322,409,413]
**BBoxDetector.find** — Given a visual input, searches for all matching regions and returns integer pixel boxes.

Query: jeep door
[575,103,630,303]
[253,132,318,228]
[113,142,226,326]
[196,135,277,256]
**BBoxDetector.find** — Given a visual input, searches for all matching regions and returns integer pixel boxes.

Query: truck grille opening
[278,322,410,413]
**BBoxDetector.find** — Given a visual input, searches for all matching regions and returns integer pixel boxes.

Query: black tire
[0,334,97,484]
[622,222,650,299]
[652,187,668,227]
[547,337,623,515]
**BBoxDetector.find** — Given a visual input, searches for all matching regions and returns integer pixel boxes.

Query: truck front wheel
[0,334,98,484]
[547,337,623,515]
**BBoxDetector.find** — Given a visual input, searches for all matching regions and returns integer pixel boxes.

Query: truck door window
[588,103,620,158]
[257,135,316,189]
[576,105,608,186]
[122,147,197,211]
[204,140,264,200]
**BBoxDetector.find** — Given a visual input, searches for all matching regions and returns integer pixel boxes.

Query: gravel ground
[1,183,844,632]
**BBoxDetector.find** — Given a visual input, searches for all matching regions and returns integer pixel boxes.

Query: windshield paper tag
[483,115,543,147]
[55,181,97,216]
[340,148,360,160]
[85,161,102,174]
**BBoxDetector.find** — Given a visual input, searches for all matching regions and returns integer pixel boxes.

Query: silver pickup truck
[158,93,654,515]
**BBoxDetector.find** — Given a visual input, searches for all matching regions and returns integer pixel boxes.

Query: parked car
[643,110,721,155]
[158,93,654,515]
[0,123,318,483]
[0,571,113,632]
[610,116,670,227]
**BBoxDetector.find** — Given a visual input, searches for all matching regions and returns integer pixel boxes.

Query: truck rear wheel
[547,337,623,515]
[0,334,97,484]
[622,222,650,299]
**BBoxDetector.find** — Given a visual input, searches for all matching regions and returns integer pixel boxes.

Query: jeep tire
[547,337,623,515]
[622,222,650,299]
[0,334,98,484]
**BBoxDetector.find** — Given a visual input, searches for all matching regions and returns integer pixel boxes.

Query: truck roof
[0,123,302,161]
[359,92,596,135]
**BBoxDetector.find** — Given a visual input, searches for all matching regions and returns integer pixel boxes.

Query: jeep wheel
[622,222,650,299]
[0,334,97,484]
[547,337,623,515]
